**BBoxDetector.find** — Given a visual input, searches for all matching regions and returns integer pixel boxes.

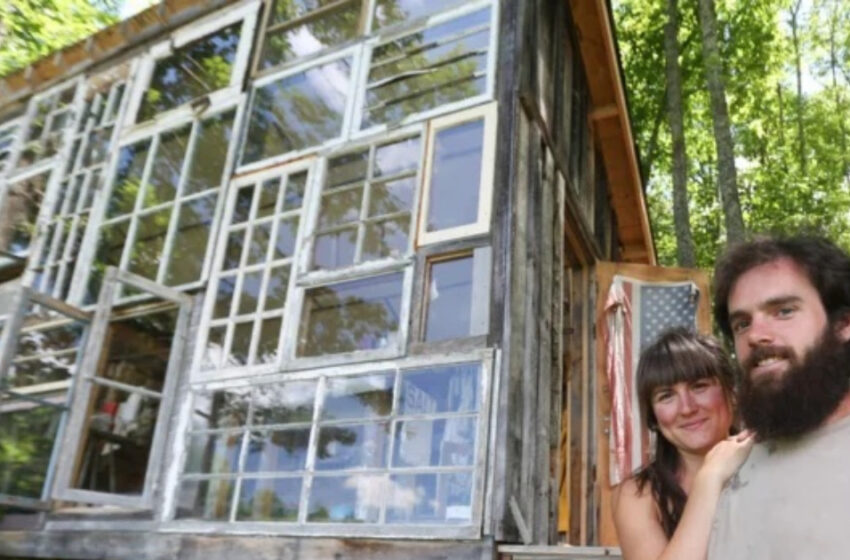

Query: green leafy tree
[0,0,119,78]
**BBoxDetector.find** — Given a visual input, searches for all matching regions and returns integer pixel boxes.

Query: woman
[613,328,754,560]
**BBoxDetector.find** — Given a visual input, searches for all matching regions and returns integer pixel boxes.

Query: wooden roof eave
[568,0,656,265]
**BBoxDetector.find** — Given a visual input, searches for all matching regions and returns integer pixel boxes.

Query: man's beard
[739,328,850,440]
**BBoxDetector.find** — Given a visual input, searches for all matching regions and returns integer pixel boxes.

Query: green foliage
[0,0,119,78]
[615,0,850,267]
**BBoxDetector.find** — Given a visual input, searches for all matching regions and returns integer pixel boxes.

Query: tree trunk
[789,0,807,173]
[696,0,746,243]
[664,0,695,267]
[827,0,849,180]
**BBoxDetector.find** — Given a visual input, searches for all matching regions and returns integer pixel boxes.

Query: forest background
[614,0,850,267]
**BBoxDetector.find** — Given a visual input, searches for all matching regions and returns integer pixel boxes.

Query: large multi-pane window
[0,291,90,509]
[198,163,310,376]
[127,3,258,126]
[30,75,129,302]
[360,4,494,130]
[310,132,421,270]
[16,82,80,168]
[242,49,357,167]
[175,357,489,533]
[85,106,238,302]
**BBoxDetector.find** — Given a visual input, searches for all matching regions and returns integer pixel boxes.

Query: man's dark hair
[713,236,850,338]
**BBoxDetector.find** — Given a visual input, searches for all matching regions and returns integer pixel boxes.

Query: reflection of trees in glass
[261,0,362,70]
[107,141,150,218]
[243,57,351,164]
[252,381,313,424]
[373,0,465,29]
[363,9,491,127]
[299,274,401,356]
[144,125,191,208]
[138,23,241,121]
[0,403,61,500]
[0,173,47,256]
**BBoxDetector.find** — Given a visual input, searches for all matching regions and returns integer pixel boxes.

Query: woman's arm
[613,432,754,560]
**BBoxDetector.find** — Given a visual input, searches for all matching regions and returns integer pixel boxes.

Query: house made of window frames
[0,1,662,559]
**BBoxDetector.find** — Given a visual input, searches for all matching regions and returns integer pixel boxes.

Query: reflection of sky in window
[427,119,484,230]
[374,136,420,177]
[401,363,479,414]
[393,417,476,468]
[426,257,473,341]
[288,25,324,58]
[321,373,394,420]
[386,472,472,524]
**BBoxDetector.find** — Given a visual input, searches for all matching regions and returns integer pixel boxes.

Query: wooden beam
[590,105,618,121]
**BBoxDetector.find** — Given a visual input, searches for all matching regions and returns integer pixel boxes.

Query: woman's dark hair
[633,328,737,538]
[714,235,850,339]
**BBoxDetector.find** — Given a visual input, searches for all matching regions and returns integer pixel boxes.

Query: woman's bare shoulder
[613,476,668,560]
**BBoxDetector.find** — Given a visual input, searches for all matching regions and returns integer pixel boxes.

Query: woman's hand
[697,430,755,487]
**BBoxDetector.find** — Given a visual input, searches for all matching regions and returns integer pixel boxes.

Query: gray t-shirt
[708,414,850,560]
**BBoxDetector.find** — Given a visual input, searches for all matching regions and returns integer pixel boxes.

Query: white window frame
[252,0,370,78]
[0,287,92,511]
[297,123,426,279]
[0,114,25,181]
[122,0,260,133]
[237,44,366,174]
[163,349,495,539]
[416,102,497,245]
[191,158,316,383]
[74,95,248,306]
[352,0,499,140]
[24,63,138,304]
[0,78,85,271]
[52,267,193,509]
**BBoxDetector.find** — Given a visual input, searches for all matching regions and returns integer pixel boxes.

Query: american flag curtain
[604,275,700,485]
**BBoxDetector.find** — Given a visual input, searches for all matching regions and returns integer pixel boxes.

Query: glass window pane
[247,222,272,265]
[191,387,251,430]
[184,431,243,474]
[138,23,242,121]
[223,229,247,270]
[127,208,172,280]
[227,321,254,366]
[237,270,264,315]
[374,136,420,177]
[0,400,64,500]
[282,171,307,211]
[232,186,254,224]
[321,373,394,420]
[253,380,316,425]
[326,149,368,188]
[166,194,217,286]
[244,429,310,473]
[393,417,476,467]
[107,141,151,218]
[144,125,191,208]
[363,9,490,128]
[386,472,472,524]
[0,173,49,257]
[426,118,484,231]
[243,56,353,164]
[373,0,466,29]
[312,228,357,270]
[400,363,479,414]
[260,0,362,69]
[318,187,363,228]
[175,478,235,520]
[257,178,280,218]
[368,177,415,217]
[425,256,473,341]
[201,326,226,371]
[184,110,235,195]
[361,215,409,260]
[212,275,236,318]
[86,219,130,304]
[255,317,282,364]
[272,217,299,260]
[315,423,388,470]
[298,272,403,356]
[307,475,381,522]
[236,477,301,521]
[263,264,291,310]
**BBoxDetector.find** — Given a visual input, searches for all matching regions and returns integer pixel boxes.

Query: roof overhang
[569,0,656,265]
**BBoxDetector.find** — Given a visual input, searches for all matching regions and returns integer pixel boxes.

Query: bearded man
[708,235,850,559]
